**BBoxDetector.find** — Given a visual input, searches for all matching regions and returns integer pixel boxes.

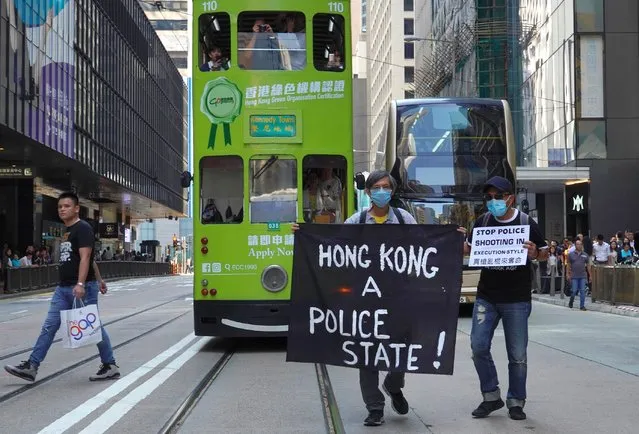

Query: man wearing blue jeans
[4,192,119,382]
[463,176,548,421]
[566,239,590,311]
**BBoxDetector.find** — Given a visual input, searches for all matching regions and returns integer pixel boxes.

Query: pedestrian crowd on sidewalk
[533,230,638,310]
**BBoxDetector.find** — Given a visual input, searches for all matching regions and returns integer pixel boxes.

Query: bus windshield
[395,102,512,195]
[401,196,485,230]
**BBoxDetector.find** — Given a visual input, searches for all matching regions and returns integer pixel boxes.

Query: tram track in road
[315,363,345,434]
[158,348,235,434]
[157,345,344,434]
[0,293,190,362]
[0,309,190,404]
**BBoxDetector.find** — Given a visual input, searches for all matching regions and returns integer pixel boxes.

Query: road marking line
[37,332,197,434]
[78,338,208,434]
[10,310,28,315]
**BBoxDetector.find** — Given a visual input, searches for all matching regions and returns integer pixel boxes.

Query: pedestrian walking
[4,192,120,382]
[463,176,548,421]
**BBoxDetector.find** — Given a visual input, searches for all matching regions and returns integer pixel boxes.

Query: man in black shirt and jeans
[463,176,548,421]
[5,192,119,382]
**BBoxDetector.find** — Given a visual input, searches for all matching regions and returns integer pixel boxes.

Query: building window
[149,20,188,31]
[169,51,187,69]
[577,120,606,159]
[404,42,414,59]
[361,0,367,32]
[577,35,604,118]
[404,18,414,35]
[405,90,415,99]
[404,66,414,83]
[576,0,603,32]
[404,0,414,12]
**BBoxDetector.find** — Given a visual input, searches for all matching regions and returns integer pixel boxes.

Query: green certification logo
[200,77,243,149]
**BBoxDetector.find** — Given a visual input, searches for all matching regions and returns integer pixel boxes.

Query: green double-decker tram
[186,1,353,336]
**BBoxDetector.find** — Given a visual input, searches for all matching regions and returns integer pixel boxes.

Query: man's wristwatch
[77,282,84,286]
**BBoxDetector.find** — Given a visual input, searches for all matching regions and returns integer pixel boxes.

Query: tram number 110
[328,2,344,13]
[202,1,218,12]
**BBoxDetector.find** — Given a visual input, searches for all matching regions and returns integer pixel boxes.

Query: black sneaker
[4,360,37,382]
[471,399,505,418]
[382,382,409,415]
[363,410,384,426]
[509,406,526,420]
[89,363,121,381]
[580,307,587,311]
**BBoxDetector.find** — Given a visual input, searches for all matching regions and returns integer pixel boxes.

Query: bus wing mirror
[180,171,193,188]
[354,172,366,190]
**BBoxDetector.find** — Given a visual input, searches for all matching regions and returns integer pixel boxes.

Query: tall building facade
[412,0,638,239]
[520,0,638,237]
[138,0,189,77]
[0,0,188,254]
[367,0,416,170]
[136,0,193,259]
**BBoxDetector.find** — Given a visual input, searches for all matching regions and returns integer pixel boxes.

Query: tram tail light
[201,237,208,245]
[201,288,209,296]
[209,288,218,296]
[201,246,208,254]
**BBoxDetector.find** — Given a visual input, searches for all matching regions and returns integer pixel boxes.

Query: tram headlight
[261,265,288,293]
[201,279,208,287]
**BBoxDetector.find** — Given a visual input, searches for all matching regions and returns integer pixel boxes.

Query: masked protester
[463,176,548,421]
[293,170,416,426]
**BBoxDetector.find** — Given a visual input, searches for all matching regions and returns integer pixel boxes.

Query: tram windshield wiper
[253,155,279,180]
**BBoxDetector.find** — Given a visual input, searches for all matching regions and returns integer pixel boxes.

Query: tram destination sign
[249,115,297,138]
[287,224,464,374]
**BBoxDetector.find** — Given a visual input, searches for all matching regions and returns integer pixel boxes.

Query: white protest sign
[469,225,530,268]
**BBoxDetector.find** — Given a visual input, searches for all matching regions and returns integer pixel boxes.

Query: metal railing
[590,264,639,306]
[4,261,172,293]
[532,261,567,299]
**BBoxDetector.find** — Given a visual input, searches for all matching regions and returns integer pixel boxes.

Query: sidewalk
[532,292,639,318]
[0,274,179,301]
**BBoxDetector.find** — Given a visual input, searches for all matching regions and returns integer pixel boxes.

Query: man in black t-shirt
[4,192,120,382]
[462,176,548,422]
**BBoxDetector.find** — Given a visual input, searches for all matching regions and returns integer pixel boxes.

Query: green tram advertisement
[188,1,353,336]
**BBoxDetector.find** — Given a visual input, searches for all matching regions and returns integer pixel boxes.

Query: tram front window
[250,156,297,223]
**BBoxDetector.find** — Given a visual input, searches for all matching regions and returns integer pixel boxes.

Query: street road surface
[0,275,637,433]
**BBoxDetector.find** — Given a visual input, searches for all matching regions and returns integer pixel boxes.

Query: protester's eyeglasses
[483,193,510,201]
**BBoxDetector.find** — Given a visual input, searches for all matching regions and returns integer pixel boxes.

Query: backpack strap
[391,207,405,224]
[359,210,367,224]
[481,212,492,227]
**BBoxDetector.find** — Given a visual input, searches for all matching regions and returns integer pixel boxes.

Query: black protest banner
[286,224,464,374]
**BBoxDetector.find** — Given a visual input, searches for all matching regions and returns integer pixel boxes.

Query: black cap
[483,176,513,193]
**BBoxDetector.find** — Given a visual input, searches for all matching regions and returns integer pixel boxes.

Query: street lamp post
[404,36,456,96]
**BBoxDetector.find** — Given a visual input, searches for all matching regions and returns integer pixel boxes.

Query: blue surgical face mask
[487,198,509,217]
[370,188,392,207]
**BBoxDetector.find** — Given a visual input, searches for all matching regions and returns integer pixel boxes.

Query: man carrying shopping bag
[4,192,120,382]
